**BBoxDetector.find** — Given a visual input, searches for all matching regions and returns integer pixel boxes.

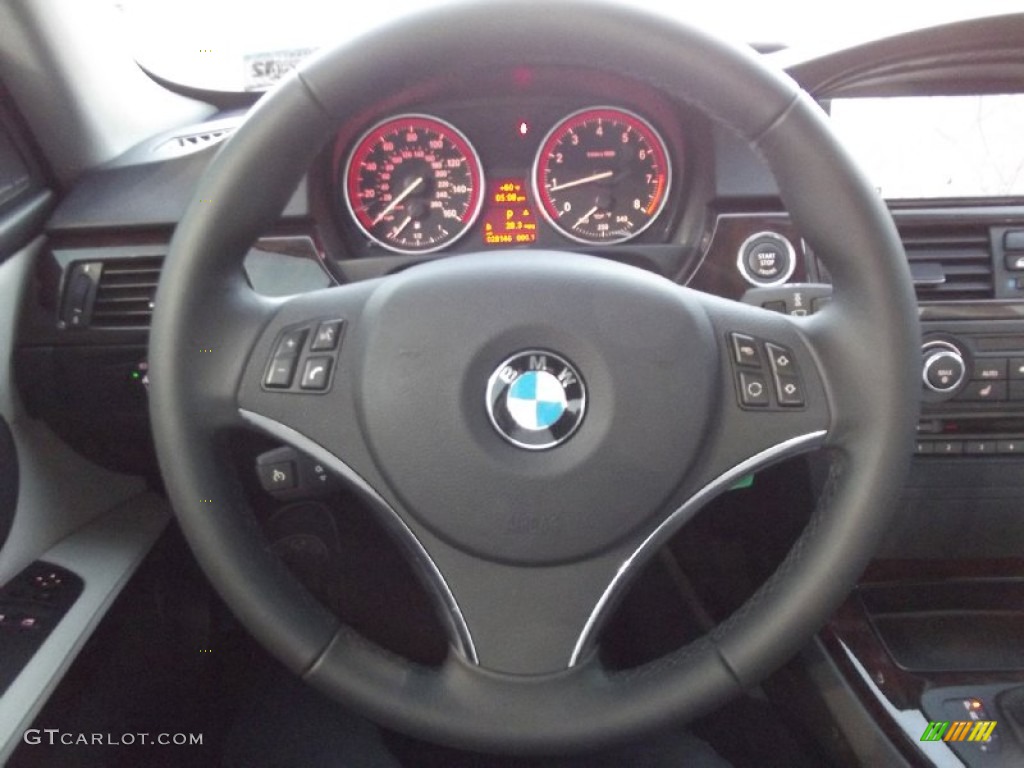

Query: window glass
[115,0,1021,92]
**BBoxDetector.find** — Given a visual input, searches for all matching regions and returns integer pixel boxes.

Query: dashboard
[15,20,1024,468]
[29,43,1024,471]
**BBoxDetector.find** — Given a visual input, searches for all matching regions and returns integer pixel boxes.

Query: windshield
[117,0,1021,93]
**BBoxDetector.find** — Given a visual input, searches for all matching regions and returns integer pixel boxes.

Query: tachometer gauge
[533,107,671,245]
[344,115,484,254]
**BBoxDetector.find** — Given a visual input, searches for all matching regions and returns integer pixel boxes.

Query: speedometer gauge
[533,107,671,245]
[344,114,484,254]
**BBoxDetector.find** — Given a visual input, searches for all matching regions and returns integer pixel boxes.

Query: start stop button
[737,231,797,287]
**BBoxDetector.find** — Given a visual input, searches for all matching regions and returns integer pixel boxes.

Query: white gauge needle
[574,206,599,228]
[549,170,614,193]
[391,215,413,239]
[373,176,424,225]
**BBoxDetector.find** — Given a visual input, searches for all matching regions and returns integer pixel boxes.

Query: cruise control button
[738,372,770,407]
[311,320,344,352]
[265,357,298,388]
[775,376,805,407]
[300,357,333,391]
[730,333,761,368]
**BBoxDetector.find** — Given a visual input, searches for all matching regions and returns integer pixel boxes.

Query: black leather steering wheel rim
[148,1,919,754]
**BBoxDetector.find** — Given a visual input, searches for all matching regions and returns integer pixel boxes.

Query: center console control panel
[918,334,1024,406]
[915,326,1024,456]
[741,284,1024,459]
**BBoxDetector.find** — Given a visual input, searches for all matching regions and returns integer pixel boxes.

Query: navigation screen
[829,94,1024,200]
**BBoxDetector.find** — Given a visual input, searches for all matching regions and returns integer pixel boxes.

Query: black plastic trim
[0,562,84,697]
[0,190,53,262]
[571,430,826,665]
[45,151,309,233]
[785,13,1024,98]
[137,62,263,111]
[0,417,16,554]
[805,637,915,768]
[238,407,478,664]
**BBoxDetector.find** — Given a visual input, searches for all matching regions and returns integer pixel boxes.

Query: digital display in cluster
[482,179,538,246]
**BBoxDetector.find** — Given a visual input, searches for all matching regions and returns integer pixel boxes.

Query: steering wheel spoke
[677,292,832,491]
[413,532,634,674]
[236,281,384,472]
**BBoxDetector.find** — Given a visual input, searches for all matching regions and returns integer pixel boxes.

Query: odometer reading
[344,115,484,254]
[533,107,671,244]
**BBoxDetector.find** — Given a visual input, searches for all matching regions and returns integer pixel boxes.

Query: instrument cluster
[330,95,685,258]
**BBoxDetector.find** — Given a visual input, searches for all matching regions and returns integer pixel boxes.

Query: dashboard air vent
[172,128,233,149]
[898,224,994,302]
[90,256,164,329]
[152,126,235,158]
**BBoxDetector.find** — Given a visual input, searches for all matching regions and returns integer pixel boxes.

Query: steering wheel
[149,0,918,755]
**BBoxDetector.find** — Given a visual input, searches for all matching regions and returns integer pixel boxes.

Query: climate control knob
[921,342,966,395]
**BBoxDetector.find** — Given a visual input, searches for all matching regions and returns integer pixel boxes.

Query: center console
[821,214,1024,767]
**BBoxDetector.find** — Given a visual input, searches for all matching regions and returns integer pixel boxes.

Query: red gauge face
[344,115,484,254]
[532,107,671,244]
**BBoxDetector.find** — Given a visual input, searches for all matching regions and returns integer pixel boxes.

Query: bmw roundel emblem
[486,350,586,450]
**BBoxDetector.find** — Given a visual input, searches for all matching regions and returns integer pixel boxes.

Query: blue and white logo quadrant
[506,371,568,431]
